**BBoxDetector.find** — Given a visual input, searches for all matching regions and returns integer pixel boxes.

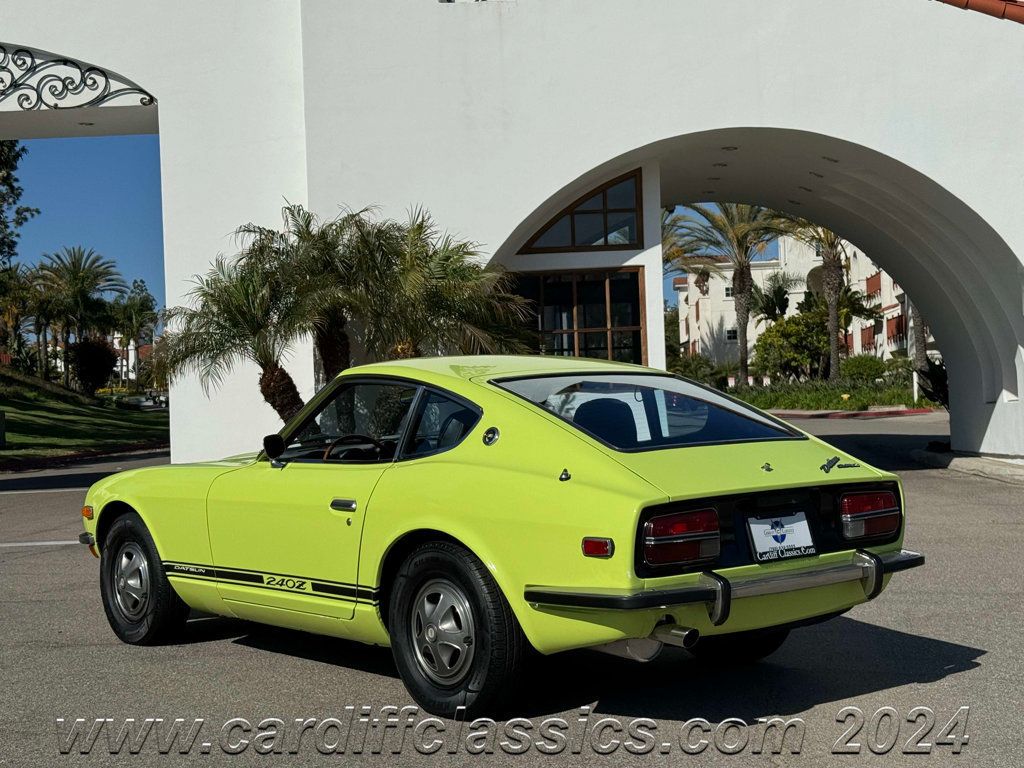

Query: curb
[0,442,170,474]
[910,449,1024,485]
[769,408,935,420]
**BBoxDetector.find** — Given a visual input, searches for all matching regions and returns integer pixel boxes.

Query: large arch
[0,42,157,138]
[496,128,1024,457]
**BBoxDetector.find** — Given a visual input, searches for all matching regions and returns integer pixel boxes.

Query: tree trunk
[62,327,71,388]
[910,301,928,373]
[823,257,844,381]
[733,264,753,384]
[258,362,306,423]
[314,313,350,383]
[34,320,44,378]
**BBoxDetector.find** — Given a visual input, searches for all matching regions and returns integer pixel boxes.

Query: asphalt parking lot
[2,413,1021,767]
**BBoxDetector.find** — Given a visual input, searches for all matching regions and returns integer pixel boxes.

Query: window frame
[514,266,648,365]
[519,169,644,254]
[396,385,484,462]
[490,371,805,453]
[262,374,426,465]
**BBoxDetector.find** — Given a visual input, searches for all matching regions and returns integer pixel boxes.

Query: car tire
[687,626,790,664]
[99,511,188,645]
[388,541,525,717]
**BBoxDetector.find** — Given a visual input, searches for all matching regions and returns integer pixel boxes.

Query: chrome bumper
[524,549,924,626]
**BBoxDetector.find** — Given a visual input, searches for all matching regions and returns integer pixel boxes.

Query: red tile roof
[935,0,1024,24]
[672,276,688,288]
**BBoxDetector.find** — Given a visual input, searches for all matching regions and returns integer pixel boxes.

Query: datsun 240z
[80,356,924,715]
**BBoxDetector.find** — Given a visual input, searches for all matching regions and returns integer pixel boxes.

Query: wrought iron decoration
[0,44,155,110]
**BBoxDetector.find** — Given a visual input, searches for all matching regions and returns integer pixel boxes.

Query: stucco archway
[498,128,1024,458]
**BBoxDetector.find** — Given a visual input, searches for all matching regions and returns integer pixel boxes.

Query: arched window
[519,170,643,253]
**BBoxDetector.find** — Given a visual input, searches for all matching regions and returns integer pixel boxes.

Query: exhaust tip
[653,624,700,650]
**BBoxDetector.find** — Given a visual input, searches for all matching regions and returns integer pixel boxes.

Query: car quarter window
[495,374,799,451]
[404,390,481,458]
[280,381,418,463]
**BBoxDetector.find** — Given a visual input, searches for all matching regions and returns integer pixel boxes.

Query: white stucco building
[675,236,929,370]
[2,0,1023,458]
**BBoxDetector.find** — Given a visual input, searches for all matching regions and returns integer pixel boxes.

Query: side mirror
[263,433,286,460]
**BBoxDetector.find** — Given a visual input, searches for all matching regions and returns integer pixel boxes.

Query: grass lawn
[0,378,168,469]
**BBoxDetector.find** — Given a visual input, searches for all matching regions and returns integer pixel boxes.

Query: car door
[206,378,419,621]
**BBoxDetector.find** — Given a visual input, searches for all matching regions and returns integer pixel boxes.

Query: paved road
[2,414,1020,767]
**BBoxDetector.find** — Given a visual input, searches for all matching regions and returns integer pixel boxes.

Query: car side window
[280,381,417,463]
[405,391,480,458]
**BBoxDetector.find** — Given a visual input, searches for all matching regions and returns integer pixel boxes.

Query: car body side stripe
[163,560,379,594]
[163,564,379,604]
[165,569,378,606]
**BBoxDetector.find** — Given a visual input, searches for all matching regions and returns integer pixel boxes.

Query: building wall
[4,0,1024,456]
[676,237,924,374]
[2,1,315,462]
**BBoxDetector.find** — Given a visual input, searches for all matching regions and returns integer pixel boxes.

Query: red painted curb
[823,408,934,419]
[769,408,935,420]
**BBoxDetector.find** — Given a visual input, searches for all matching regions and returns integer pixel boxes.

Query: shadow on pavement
[232,625,400,678]
[511,616,984,721]
[191,613,982,723]
[815,433,943,472]
[0,450,170,492]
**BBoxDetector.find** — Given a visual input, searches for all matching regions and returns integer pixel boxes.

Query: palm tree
[751,271,804,325]
[157,248,308,423]
[798,285,882,369]
[235,204,368,383]
[909,300,929,374]
[37,246,126,386]
[241,204,531,379]
[111,280,158,388]
[26,266,59,379]
[793,227,848,381]
[666,204,796,382]
[0,263,32,368]
[353,208,532,360]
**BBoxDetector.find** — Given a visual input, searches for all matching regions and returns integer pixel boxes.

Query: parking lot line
[0,540,80,547]
[0,488,89,495]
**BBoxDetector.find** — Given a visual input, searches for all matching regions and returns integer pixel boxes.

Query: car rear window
[494,373,800,451]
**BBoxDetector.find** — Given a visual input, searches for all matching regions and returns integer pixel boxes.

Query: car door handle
[330,498,358,512]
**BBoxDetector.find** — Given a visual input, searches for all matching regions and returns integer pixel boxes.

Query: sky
[14,135,165,307]
[10,135,781,312]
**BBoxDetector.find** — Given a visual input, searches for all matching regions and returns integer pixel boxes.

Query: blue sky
[11,135,779,312]
[14,135,165,307]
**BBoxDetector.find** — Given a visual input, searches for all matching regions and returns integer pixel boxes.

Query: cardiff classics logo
[766,519,795,544]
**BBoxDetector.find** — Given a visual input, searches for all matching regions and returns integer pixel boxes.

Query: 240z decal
[264,576,307,591]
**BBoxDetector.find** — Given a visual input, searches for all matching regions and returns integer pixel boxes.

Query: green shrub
[884,355,914,387]
[68,339,119,397]
[920,358,949,409]
[669,352,717,385]
[840,354,886,383]
[732,381,936,411]
[752,313,829,379]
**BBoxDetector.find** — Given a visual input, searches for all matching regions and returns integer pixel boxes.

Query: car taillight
[840,490,900,539]
[643,508,720,566]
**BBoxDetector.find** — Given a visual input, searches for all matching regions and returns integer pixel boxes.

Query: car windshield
[495,373,800,451]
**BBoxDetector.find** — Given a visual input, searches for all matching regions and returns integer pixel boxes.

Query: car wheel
[388,541,525,717]
[99,511,188,645]
[687,626,790,664]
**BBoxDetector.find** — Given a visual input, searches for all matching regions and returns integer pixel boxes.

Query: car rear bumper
[524,548,923,626]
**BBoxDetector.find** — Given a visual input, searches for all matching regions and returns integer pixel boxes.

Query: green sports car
[80,355,923,715]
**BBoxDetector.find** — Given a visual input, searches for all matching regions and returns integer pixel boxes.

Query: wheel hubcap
[410,578,475,685]
[112,541,150,621]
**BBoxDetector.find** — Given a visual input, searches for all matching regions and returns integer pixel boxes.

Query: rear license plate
[748,511,817,563]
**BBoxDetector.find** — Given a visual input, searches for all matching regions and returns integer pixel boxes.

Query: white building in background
[675,236,931,372]
[3,1,1024,458]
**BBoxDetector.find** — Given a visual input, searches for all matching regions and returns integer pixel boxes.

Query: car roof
[343,354,649,387]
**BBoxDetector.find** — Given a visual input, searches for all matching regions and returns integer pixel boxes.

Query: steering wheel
[322,433,385,462]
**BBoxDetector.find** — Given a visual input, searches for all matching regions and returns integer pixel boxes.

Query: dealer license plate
[747,511,817,563]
